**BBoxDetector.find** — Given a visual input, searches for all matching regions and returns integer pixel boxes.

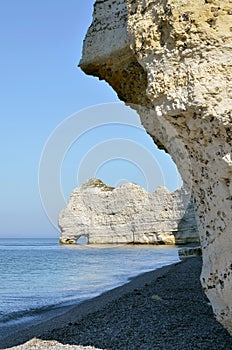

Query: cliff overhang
[80,0,232,334]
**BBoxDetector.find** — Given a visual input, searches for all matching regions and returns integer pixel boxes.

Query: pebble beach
[2,257,232,350]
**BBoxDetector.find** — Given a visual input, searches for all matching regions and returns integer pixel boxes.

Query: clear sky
[0,0,181,238]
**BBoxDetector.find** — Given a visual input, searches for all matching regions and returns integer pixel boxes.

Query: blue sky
[0,0,181,238]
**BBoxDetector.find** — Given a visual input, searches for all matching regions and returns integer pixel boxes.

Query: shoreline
[0,242,180,346]
[1,262,176,349]
[2,258,232,349]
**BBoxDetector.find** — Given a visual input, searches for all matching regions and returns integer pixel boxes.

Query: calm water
[0,238,180,329]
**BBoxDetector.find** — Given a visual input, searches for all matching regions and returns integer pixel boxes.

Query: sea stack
[79,0,232,333]
[59,179,199,245]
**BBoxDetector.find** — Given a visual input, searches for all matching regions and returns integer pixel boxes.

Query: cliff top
[79,178,172,195]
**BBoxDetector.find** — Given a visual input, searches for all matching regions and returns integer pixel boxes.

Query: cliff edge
[79,0,232,333]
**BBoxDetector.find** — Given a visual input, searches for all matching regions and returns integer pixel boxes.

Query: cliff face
[79,0,232,333]
[59,179,198,245]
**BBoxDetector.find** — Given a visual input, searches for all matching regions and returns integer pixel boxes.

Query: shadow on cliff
[175,198,200,246]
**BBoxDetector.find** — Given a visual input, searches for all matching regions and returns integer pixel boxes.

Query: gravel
[3,258,232,350]
[44,258,232,349]
[6,339,103,350]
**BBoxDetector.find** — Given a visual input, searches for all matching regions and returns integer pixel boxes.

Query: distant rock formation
[178,246,202,260]
[79,0,232,334]
[59,179,199,245]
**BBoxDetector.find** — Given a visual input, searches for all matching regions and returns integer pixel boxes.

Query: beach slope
[3,258,232,349]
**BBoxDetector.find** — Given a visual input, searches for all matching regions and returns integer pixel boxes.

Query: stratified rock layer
[80,0,232,333]
[59,179,198,245]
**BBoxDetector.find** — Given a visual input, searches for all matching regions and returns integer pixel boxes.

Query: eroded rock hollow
[79,0,232,333]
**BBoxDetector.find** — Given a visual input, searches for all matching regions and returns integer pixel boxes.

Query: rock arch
[59,179,199,245]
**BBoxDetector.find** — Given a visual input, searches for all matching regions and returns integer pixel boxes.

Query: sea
[0,238,180,338]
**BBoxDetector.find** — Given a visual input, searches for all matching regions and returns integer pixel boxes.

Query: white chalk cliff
[59,179,198,245]
[79,0,232,333]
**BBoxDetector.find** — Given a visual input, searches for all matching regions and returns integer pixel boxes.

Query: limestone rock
[80,0,232,333]
[5,338,103,350]
[59,179,198,245]
[178,246,202,259]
